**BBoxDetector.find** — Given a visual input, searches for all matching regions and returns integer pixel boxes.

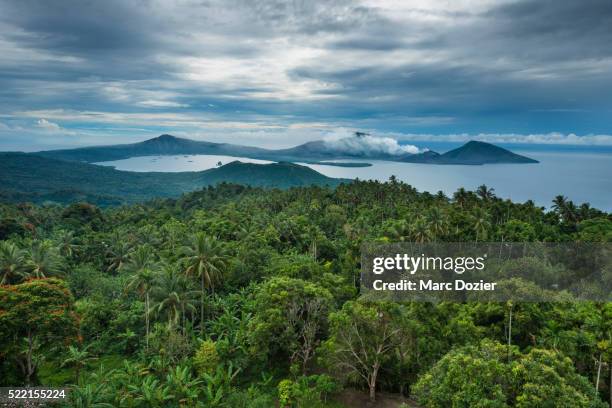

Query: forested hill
[0,152,346,205]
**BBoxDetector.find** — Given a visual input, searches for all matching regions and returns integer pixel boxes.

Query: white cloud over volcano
[324,132,422,155]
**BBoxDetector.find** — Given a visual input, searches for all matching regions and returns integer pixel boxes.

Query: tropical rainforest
[0,180,610,407]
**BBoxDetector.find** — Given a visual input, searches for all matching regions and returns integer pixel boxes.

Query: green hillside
[0,153,347,205]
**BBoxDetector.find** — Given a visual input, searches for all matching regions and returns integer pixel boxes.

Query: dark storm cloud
[2,1,156,53]
[0,0,611,150]
[490,0,612,40]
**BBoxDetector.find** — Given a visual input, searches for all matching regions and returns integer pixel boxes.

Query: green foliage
[412,339,607,408]
[249,276,333,372]
[0,278,78,384]
[0,180,610,405]
[319,301,417,402]
[278,375,338,408]
[194,340,220,377]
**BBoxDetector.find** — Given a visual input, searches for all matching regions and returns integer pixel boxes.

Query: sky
[0,0,611,151]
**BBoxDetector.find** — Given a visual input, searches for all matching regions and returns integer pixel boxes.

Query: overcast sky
[1,0,611,150]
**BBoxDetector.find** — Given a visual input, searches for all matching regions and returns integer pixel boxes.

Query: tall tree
[151,263,197,332]
[124,245,158,349]
[0,278,78,384]
[411,216,431,243]
[472,207,491,242]
[320,301,410,402]
[552,195,568,220]
[181,233,227,334]
[453,187,470,209]
[476,184,496,201]
[249,277,333,374]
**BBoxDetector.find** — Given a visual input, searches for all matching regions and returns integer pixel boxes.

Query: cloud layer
[0,0,611,150]
[324,132,422,155]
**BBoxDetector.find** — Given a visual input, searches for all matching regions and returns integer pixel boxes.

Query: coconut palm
[564,201,578,224]
[453,187,470,208]
[426,207,448,240]
[411,216,431,243]
[552,195,568,219]
[26,240,62,278]
[124,245,158,349]
[54,230,80,258]
[476,184,496,201]
[0,241,27,284]
[151,263,197,331]
[105,240,132,274]
[181,233,227,334]
[472,208,491,242]
[578,203,592,221]
[435,190,448,202]
[387,219,410,242]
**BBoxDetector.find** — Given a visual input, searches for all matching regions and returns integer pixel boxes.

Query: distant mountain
[0,152,346,206]
[432,140,538,164]
[36,134,537,165]
[37,134,270,163]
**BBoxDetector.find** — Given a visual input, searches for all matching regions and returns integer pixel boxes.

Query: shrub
[194,339,220,377]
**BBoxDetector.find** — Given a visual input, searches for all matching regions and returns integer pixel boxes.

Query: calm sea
[97,151,612,210]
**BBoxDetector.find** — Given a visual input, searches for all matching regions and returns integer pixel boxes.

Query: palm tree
[387,220,410,242]
[552,195,568,219]
[564,201,578,224]
[181,233,227,334]
[435,190,448,202]
[61,344,97,384]
[0,241,27,284]
[54,230,80,258]
[578,203,591,221]
[476,184,496,201]
[105,240,132,274]
[426,207,447,240]
[411,216,431,243]
[124,246,158,349]
[472,208,491,242]
[26,240,62,278]
[453,187,469,209]
[151,263,197,332]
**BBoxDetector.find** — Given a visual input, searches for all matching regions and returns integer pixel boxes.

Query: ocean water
[97,151,612,210]
[97,155,273,172]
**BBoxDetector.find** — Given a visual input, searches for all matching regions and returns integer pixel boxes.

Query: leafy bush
[412,339,607,408]
[278,375,338,408]
[194,339,220,376]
